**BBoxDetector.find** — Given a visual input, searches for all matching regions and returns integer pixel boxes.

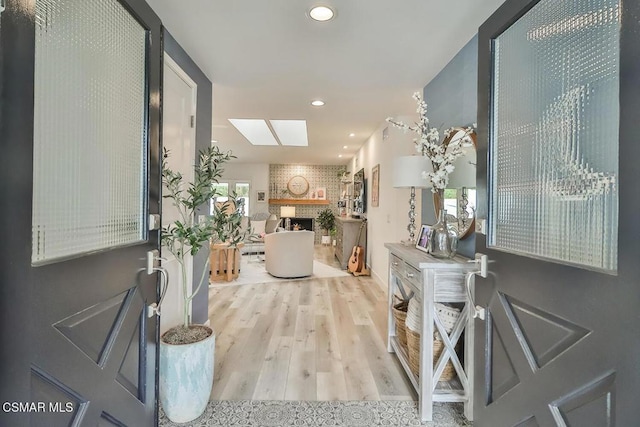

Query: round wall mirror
[433,127,477,239]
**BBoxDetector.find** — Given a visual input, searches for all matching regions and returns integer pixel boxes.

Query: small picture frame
[256,190,266,203]
[416,225,431,253]
[371,164,380,207]
[316,187,326,200]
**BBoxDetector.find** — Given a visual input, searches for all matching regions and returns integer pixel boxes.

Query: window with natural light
[211,182,250,216]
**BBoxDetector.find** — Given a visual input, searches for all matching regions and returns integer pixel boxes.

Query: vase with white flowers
[387,92,475,258]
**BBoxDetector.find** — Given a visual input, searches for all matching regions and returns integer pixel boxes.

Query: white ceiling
[145,0,506,165]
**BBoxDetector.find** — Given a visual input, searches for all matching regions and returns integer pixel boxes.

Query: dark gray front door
[474,0,640,426]
[0,0,162,425]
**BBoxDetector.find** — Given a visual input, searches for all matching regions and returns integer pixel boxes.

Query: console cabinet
[334,217,366,269]
[384,243,475,422]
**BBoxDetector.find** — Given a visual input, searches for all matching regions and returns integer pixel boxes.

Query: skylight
[228,119,279,146]
[269,120,309,146]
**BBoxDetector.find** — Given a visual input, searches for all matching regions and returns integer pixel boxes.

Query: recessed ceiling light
[309,6,335,22]
[311,100,325,107]
[343,145,348,149]
[338,154,343,158]
[349,133,355,137]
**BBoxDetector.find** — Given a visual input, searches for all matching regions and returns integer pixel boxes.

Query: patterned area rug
[211,259,349,287]
[159,400,472,426]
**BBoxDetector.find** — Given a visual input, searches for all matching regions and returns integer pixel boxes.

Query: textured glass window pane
[489,0,620,272]
[32,0,147,264]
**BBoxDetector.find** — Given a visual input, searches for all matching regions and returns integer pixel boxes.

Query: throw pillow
[252,220,266,236]
[240,216,250,235]
[265,218,281,234]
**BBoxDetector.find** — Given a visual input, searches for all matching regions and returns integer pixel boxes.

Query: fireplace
[289,217,314,232]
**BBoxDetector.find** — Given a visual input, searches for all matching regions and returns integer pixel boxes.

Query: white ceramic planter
[159,326,215,423]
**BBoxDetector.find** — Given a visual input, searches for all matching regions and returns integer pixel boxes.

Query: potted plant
[159,145,242,423]
[317,208,336,245]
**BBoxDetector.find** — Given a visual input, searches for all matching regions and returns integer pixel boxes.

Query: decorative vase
[159,325,216,423]
[429,191,458,259]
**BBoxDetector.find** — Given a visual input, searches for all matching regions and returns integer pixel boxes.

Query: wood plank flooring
[208,245,416,401]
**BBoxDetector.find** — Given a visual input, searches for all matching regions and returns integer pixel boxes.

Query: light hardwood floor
[208,245,416,401]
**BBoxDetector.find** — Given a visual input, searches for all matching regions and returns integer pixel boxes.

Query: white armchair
[264,231,314,278]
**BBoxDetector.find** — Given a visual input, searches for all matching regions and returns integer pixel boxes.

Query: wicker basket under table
[392,300,409,352]
[406,328,456,381]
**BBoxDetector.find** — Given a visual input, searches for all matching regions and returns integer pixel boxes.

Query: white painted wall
[349,115,421,289]
[220,162,270,215]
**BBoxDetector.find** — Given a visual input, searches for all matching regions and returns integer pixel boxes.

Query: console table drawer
[389,254,404,271]
[403,263,422,290]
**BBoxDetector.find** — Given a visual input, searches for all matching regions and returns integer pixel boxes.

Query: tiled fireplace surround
[268,164,346,244]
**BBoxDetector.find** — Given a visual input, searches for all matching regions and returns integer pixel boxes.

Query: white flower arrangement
[387,92,475,192]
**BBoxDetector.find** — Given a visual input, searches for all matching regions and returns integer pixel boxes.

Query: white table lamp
[280,206,296,231]
[393,156,432,244]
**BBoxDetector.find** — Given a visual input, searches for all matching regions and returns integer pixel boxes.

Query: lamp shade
[280,206,296,218]
[392,156,432,188]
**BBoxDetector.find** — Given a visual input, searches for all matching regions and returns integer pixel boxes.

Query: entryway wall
[347,116,420,289]
[348,35,479,286]
[163,31,212,326]
[421,35,478,259]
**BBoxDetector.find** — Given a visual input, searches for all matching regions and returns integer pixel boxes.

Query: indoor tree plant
[159,145,245,423]
[317,208,336,245]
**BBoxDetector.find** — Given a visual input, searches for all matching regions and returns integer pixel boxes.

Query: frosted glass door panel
[489,0,620,272]
[32,0,147,264]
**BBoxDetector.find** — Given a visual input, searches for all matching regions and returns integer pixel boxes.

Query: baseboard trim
[370,268,387,294]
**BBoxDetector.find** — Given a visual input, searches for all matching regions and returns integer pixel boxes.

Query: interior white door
[161,54,197,334]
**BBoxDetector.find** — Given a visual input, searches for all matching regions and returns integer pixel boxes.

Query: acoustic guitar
[347,220,366,274]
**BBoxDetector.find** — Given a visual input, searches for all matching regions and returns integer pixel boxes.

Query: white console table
[385,243,475,422]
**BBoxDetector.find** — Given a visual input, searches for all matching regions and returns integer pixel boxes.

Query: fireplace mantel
[269,198,330,205]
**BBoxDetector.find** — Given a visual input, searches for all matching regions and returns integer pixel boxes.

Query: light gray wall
[163,30,212,325]
[421,35,478,259]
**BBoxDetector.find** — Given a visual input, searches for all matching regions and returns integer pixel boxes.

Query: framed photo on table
[316,187,326,200]
[416,224,431,253]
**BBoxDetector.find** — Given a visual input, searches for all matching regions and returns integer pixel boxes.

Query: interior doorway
[160,54,197,333]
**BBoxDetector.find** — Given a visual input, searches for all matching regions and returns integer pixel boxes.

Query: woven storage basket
[392,299,409,351]
[434,303,461,340]
[406,328,421,377]
[406,330,456,381]
[433,339,456,381]
[406,297,421,333]
[405,299,457,381]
